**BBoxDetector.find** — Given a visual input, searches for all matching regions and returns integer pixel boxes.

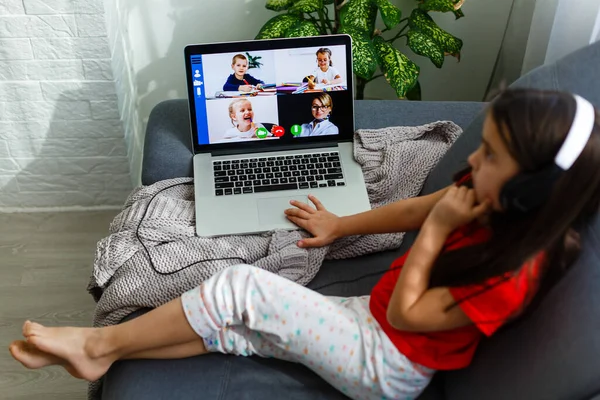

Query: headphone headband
[554,95,596,170]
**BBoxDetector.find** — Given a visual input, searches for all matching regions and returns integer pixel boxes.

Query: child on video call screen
[190,45,352,145]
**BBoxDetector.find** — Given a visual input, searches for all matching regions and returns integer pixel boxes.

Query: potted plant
[255,0,465,100]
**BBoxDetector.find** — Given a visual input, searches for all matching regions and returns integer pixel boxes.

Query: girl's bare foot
[21,321,114,381]
[9,340,83,379]
[10,340,64,369]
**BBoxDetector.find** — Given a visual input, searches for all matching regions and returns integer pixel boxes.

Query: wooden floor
[0,210,118,400]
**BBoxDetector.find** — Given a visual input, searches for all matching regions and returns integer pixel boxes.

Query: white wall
[0,0,131,210]
[103,0,143,187]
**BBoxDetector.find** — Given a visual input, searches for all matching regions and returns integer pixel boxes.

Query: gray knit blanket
[87,121,461,399]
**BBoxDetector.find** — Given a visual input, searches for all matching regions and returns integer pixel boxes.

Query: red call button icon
[272,125,285,137]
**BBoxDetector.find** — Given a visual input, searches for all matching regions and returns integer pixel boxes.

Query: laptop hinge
[211,141,339,157]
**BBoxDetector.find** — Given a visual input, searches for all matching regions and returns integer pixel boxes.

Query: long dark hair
[430,89,600,316]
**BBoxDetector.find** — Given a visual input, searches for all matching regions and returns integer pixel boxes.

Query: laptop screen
[185,35,354,153]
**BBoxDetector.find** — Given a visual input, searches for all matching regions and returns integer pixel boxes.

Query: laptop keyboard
[213,152,345,196]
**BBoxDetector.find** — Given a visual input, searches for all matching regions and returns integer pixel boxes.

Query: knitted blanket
[88,121,462,399]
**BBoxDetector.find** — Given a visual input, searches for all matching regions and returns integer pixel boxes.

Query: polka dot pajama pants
[181,264,434,400]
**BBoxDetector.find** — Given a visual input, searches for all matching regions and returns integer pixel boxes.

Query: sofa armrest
[141,99,194,185]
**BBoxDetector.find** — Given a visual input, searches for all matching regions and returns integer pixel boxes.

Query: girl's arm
[286,185,453,248]
[386,221,471,332]
[386,187,491,332]
[336,185,451,237]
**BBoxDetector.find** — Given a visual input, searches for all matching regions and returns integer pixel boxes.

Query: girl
[9,89,600,400]
[222,98,274,141]
[223,53,264,92]
[299,93,339,137]
[305,47,343,88]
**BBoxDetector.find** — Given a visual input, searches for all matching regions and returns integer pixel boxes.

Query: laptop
[185,35,371,237]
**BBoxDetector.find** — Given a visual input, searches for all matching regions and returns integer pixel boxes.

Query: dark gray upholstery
[103,41,600,400]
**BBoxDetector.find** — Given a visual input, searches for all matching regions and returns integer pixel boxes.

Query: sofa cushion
[103,345,350,400]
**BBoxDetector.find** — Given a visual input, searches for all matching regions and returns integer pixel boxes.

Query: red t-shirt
[369,194,544,370]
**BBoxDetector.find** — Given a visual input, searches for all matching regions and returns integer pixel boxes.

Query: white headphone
[555,94,596,170]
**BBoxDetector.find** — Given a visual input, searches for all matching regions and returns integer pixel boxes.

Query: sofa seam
[551,64,560,90]
[217,356,232,400]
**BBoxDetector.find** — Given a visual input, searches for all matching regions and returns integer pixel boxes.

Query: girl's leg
[15,294,202,381]
[13,263,329,380]
[10,336,207,371]
[183,265,435,400]
[12,263,434,398]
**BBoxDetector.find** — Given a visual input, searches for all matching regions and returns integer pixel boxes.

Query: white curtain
[539,0,600,66]
[486,0,600,99]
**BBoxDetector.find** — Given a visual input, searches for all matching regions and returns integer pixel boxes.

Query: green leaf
[372,0,402,30]
[372,35,419,98]
[408,9,462,56]
[256,14,304,39]
[453,8,465,19]
[323,0,334,3]
[406,80,421,100]
[417,0,464,13]
[265,0,295,11]
[340,0,378,34]
[407,30,444,68]
[338,26,378,79]
[289,0,323,13]
[284,19,321,37]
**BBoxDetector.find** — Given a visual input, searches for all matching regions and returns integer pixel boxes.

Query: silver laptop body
[185,35,370,237]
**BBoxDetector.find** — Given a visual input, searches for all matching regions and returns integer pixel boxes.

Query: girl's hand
[284,195,341,248]
[321,79,329,84]
[239,85,253,92]
[256,83,263,90]
[426,186,491,234]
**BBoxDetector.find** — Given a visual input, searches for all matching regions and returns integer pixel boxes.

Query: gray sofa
[101,41,600,400]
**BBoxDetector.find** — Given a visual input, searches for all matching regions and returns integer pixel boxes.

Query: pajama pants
[181,264,435,400]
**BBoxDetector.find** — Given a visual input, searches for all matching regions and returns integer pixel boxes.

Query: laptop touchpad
[257,196,309,226]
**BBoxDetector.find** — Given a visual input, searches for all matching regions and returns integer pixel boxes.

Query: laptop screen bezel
[184,35,354,154]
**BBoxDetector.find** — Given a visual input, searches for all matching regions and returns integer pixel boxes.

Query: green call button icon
[256,127,269,139]
[291,124,302,136]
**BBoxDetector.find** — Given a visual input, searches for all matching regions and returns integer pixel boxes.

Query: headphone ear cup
[500,166,562,213]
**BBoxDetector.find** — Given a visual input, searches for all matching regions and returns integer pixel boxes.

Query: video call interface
[190,44,352,145]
